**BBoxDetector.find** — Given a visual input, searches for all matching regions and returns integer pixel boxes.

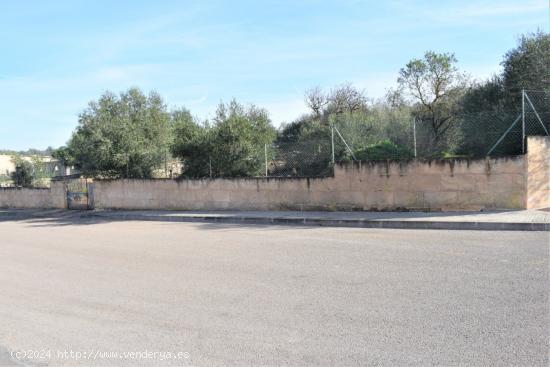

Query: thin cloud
[0,64,168,92]
[451,1,547,17]
[183,94,209,106]
[424,0,547,23]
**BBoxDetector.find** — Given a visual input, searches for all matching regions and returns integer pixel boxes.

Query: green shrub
[354,140,414,160]
[11,159,34,187]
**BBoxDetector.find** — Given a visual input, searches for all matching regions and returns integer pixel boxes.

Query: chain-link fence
[172,90,548,178]
[267,139,333,177]
[522,90,550,152]
[262,90,549,177]
[477,90,550,156]
[456,111,522,157]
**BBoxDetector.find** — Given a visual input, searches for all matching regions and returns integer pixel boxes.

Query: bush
[64,88,172,179]
[354,140,414,160]
[11,159,34,187]
[173,100,276,178]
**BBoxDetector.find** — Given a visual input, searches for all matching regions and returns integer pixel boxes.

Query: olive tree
[61,88,172,178]
[398,51,468,153]
[172,100,276,178]
[10,156,34,187]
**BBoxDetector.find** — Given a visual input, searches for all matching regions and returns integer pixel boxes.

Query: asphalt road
[0,216,548,366]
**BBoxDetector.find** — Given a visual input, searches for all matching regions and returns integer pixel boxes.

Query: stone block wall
[0,181,65,209]
[2,137,547,211]
[526,136,550,209]
[332,156,526,210]
[91,155,528,211]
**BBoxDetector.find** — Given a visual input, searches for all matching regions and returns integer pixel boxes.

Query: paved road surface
[0,216,548,366]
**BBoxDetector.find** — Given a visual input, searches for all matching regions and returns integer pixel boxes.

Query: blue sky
[0,0,548,150]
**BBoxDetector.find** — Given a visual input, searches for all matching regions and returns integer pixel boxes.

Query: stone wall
[526,136,550,209]
[332,156,526,211]
[0,181,65,209]
[2,137,547,211]
[91,155,527,211]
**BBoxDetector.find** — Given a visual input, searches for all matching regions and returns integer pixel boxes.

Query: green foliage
[330,97,414,153]
[355,140,414,160]
[30,156,51,183]
[0,148,54,156]
[65,88,172,178]
[272,118,334,176]
[272,94,417,175]
[398,51,467,153]
[172,100,276,178]
[22,31,546,178]
[502,30,550,104]
[277,117,310,144]
[303,84,368,125]
[10,156,34,187]
[461,31,549,115]
[461,76,506,113]
[51,146,76,167]
[458,31,550,157]
[170,108,209,177]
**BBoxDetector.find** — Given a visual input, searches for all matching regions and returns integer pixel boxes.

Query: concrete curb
[88,212,550,231]
[2,209,548,231]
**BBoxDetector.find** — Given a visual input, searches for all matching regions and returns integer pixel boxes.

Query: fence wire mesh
[267,139,333,177]
[458,111,523,157]
[523,90,550,139]
[264,90,549,177]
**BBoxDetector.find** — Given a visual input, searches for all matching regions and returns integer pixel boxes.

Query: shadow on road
[0,210,321,231]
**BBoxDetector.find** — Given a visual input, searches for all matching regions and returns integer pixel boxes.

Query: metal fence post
[331,126,335,164]
[413,117,417,158]
[486,114,521,156]
[264,144,268,177]
[334,126,357,161]
[522,89,525,154]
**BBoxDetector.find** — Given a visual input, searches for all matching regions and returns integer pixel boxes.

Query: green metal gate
[66,178,89,210]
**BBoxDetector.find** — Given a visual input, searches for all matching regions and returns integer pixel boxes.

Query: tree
[326,83,368,115]
[30,155,51,185]
[502,30,550,104]
[457,31,550,157]
[461,31,550,114]
[398,51,467,152]
[303,83,368,122]
[460,76,506,113]
[64,88,172,178]
[10,156,34,187]
[459,31,550,113]
[277,117,310,144]
[52,146,76,167]
[170,108,213,178]
[304,86,328,118]
[173,100,276,178]
[384,87,408,109]
[170,108,201,156]
[456,76,512,157]
[281,83,370,168]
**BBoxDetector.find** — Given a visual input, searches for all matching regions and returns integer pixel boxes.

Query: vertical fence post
[164,151,168,178]
[264,144,268,177]
[522,89,525,154]
[331,126,335,164]
[413,117,417,158]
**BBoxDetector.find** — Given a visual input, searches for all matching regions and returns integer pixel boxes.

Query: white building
[0,154,71,182]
